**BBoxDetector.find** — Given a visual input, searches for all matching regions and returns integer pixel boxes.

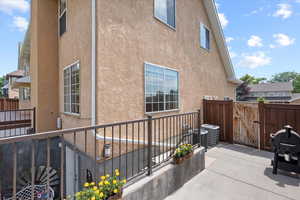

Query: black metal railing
[0,110,201,199]
[0,108,36,138]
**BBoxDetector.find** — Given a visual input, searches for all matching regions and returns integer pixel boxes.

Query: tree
[236,82,250,101]
[269,72,299,83]
[240,74,266,84]
[293,75,300,93]
[0,76,4,97]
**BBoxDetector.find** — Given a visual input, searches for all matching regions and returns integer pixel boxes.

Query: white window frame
[154,0,176,30]
[144,62,180,114]
[63,61,80,115]
[59,0,67,36]
[200,23,211,51]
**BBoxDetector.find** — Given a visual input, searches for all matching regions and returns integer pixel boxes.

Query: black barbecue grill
[270,125,300,174]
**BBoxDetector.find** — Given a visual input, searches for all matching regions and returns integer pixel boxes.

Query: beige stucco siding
[30,0,59,132]
[59,0,92,129]
[96,0,235,124]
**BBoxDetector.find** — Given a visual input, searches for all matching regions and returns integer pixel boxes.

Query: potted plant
[71,169,126,200]
[173,144,194,165]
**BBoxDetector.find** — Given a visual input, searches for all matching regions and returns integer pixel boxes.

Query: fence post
[147,115,153,176]
[198,109,201,147]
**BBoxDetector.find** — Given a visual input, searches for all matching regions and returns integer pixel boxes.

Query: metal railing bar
[46,138,50,198]
[12,143,17,199]
[31,142,35,200]
[60,136,65,199]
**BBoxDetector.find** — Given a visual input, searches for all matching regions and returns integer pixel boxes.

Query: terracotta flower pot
[173,151,194,165]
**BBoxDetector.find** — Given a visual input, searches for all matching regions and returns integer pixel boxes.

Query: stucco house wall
[58,0,92,129]
[30,0,237,132]
[96,0,236,124]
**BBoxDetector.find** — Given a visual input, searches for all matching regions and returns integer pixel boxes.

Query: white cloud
[13,16,28,32]
[239,52,271,69]
[273,33,295,47]
[226,37,234,43]
[0,0,29,14]
[273,4,293,19]
[247,35,263,47]
[218,13,229,28]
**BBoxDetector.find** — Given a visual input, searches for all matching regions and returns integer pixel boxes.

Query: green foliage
[270,72,299,83]
[174,144,193,159]
[0,76,4,97]
[293,75,300,93]
[240,74,266,84]
[257,97,266,103]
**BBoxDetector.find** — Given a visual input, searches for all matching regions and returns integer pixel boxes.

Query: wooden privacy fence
[0,98,19,111]
[259,103,300,150]
[203,100,300,150]
[203,100,233,143]
[233,102,260,148]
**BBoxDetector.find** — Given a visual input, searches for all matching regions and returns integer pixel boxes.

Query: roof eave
[203,0,237,81]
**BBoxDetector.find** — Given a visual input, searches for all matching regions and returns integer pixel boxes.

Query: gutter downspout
[91,0,97,127]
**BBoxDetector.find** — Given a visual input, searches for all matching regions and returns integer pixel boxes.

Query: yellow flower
[75,192,81,197]
[95,190,100,195]
[100,192,104,198]
[91,196,96,200]
[90,182,95,186]
[84,182,90,187]
[106,174,110,178]
[113,189,118,194]
[101,176,106,180]
[122,179,127,184]
[116,171,120,176]
[99,181,104,186]
[92,186,98,191]
[113,180,117,184]
[104,180,110,185]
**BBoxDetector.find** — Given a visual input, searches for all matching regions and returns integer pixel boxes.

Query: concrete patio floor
[165,143,300,200]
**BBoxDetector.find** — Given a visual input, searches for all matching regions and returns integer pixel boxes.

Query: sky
[216,0,300,79]
[0,0,299,79]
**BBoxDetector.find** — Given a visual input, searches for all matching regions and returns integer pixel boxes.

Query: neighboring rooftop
[6,70,24,77]
[249,82,293,92]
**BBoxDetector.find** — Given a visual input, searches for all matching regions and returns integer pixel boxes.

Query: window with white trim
[200,24,210,50]
[154,0,176,29]
[59,0,67,36]
[145,63,179,113]
[64,62,80,114]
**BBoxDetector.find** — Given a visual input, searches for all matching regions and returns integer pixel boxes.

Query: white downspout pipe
[91,0,96,127]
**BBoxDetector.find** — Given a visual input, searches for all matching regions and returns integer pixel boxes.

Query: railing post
[147,115,153,176]
[198,109,201,147]
[33,107,36,133]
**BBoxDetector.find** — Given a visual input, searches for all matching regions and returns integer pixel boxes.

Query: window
[64,62,80,114]
[145,63,179,113]
[59,0,67,36]
[200,24,210,50]
[154,0,176,29]
[20,88,30,101]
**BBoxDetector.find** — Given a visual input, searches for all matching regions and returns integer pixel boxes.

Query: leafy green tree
[240,74,266,84]
[293,75,300,93]
[270,72,299,83]
[0,76,4,97]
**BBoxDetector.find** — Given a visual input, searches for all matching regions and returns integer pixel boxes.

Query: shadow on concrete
[264,167,300,188]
